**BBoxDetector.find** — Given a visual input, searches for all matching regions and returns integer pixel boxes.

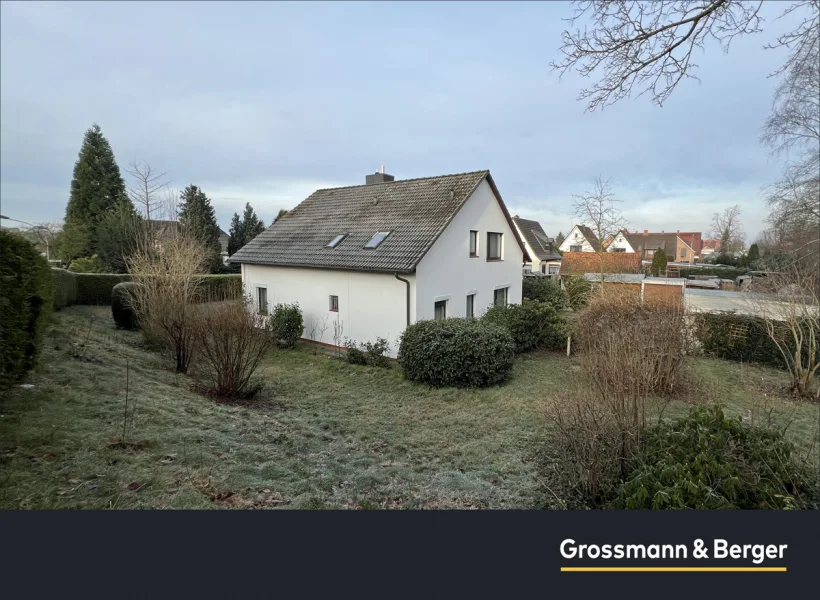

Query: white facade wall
[415,179,523,320]
[606,232,635,253]
[559,225,596,253]
[242,263,415,358]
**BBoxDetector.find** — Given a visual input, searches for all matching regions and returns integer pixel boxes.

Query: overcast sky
[0,1,801,241]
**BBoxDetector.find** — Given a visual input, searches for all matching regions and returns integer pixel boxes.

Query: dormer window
[364,231,391,249]
[326,234,347,248]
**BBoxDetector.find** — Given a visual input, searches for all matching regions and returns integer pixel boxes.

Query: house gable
[559,225,601,253]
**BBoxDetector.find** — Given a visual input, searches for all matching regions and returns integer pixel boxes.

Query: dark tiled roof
[513,216,561,261]
[229,170,528,273]
[559,251,643,276]
[577,225,602,251]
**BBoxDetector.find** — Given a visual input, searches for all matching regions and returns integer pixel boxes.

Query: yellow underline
[561,567,787,573]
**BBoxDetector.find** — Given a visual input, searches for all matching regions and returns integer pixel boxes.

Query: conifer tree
[177,185,222,272]
[64,123,127,256]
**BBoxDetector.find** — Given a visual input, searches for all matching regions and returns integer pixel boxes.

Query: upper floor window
[570,245,582,252]
[612,247,626,253]
[434,300,447,320]
[487,232,502,261]
[364,231,391,249]
[494,287,508,307]
[681,248,687,258]
[469,230,478,257]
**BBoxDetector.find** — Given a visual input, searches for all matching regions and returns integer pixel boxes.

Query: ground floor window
[466,293,475,318]
[548,264,559,275]
[434,300,447,320]
[256,286,268,315]
[494,287,508,307]
[541,263,546,274]
[329,295,339,312]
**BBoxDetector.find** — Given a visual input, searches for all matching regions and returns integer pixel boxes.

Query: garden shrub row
[52,269,242,307]
[677,267,748,280]
[692,312,812,370]
[482,299,563,353]
[1,230,55,386]
[398,318,515,388]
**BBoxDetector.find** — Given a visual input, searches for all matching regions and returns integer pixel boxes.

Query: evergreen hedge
[693,312,795,369]
[522,277,565,309]
[482,300,563,353]
[111,282,141,330]
[1,230,55,386]
[678,267,748,280]
[52,268,78,309]
[398,318,515,388]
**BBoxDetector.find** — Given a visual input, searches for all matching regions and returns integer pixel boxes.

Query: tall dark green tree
[650,248,668,276]
[64,123,127,257]
[177,184,222,272]
[227,202,266,256]
[747,243,760,265]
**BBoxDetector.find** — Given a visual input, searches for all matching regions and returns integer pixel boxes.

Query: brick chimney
[643,229,648,236]
[366,165,395,185]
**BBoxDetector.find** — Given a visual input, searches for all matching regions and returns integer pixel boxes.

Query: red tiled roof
[559,252,643,276]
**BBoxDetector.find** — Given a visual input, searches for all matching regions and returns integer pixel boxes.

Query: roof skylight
[326,234,347,248]
[364,231,391,249]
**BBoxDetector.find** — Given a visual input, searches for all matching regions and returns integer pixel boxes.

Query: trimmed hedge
[52,268,78,309]
[398,318,515,388]
[482,300,562,353]
[52,271,242,307]
[615,406,813,509]
[678,267,748,280]
[75,273,132,305]
[111,282,140,330]
[693,312,793,369]
[1,230,55,386]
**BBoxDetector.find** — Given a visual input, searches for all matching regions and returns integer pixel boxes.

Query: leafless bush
[332,317,345,358]
[547,289,690,494]
[127,230,206,373]
[305,314,329,354]
[193,297,273,399]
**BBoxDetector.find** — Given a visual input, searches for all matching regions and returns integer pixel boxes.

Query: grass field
[1,306,817,509]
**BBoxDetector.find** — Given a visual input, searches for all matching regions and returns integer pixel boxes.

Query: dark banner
[1,511,818,597]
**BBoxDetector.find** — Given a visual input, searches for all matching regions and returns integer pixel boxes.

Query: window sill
[469,253,478,258]
[486,258,503,262]
[329,309,338,313]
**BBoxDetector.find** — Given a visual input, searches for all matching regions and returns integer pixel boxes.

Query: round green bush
[522,277,565,309]
[614,405,814,509]
[398,318,515,387]
[482,299,562,353]
[268,302,303,348]
[111,282,141,330]
[1,230,55,386]
[68,254,104,273]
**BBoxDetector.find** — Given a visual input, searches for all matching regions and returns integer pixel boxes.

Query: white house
[558,224,602,253]
[228,169,529,357]
[512,216,562,275]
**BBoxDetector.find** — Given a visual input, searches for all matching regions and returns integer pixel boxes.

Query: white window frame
[256,286,268,315]
[329,294,339,312]
[434,299,447,320]
[469,230,479,257]
[493,286,509,307]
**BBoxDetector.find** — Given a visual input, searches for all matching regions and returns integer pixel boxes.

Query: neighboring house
[700,238,721,258]
[558,251,643,278]
[610,230,697,265]
[512,216,562,275]
[558,225,602,253]
[149,219,230,264]
[228,169,529,357]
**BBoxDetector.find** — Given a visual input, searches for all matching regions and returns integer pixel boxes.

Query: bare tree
[710,205,746,255]
[126,161,170,235]
[573,176,628,286]
[552,1,819,112]
[27,222,61,261]
[748,266,820,398]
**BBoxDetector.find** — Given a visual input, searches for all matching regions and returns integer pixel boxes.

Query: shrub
[268,303,303,348]
[52,268,78,309]
[678,266,748,280]
[650,248,667,276]
[111,282,141,330]
[563,276,591,309]
[75,273,132,305]
[345,337,391,368]
[482,300,561,353]
[1,230,55,386]
[68,254,104,273]
[614,406,814,509]
[693,312,790,369]
[193,298,273,399]
[522,277,565,309]
[398,318,515,388]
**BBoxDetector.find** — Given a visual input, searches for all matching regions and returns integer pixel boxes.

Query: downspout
[394,273,411,326]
